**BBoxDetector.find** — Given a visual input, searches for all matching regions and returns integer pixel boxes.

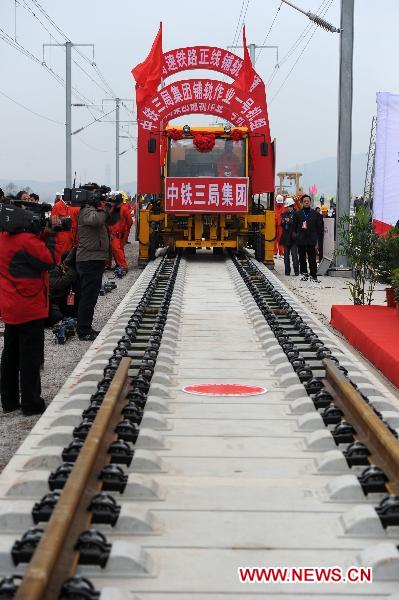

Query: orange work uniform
[107,207,128,269]
[51,200,80,262]
[120,202,133,245]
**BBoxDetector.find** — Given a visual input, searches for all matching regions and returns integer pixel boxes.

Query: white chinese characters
[165,178,248,212]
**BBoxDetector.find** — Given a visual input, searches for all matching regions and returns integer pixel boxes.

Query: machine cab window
[167,137,246,178]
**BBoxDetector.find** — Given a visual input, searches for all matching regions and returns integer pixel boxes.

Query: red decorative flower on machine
[168,128,184,141]
[192,131,216,153]
[231,129,244,142]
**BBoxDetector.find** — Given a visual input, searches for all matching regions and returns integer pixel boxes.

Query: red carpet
[330,305,399,389]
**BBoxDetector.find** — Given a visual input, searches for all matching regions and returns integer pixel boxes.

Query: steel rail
[15,357,132,600]
[324,359,399,496]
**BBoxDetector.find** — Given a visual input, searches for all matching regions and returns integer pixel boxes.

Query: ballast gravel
[0,241,142,472]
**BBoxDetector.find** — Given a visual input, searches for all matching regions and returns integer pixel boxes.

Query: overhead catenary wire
[266,0,331,87]
[0,88,63,125]
[0,18,133,143]
[269,0,334,103]
[74,135,109,153]
[0,26,97,107]
[18,0,115,98]
[22,0,135,141]
[256,1,283,62]
[27,0,117,99]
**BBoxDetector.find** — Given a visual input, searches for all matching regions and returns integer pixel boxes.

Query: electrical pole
[65,41,72,188]
[102,98,134,190]
[335,0,355,269]
[228,43,279,66]
[43,42,94,188]
[115,97,120,190]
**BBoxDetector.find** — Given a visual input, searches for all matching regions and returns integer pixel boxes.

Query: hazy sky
[0,0,397,188]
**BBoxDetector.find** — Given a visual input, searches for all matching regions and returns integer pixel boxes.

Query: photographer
[75,183,111,341]
[0,202,59,415]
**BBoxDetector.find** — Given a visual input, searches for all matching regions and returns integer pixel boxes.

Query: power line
[269,0,334,103]
[72,108,116,135]
[257,1,283,61]
[75,135,109,153]
[28,0,117,99]
[231,0,247,48]
[0,26,97,107]
[267,0,330,86]
[19,0,114,98]
[0,88,63,124]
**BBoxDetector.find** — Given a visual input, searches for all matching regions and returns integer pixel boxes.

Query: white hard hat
[284,197,295,207]
[275,194,284,204]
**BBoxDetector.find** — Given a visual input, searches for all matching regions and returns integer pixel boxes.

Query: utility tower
[43,41,94,188]
[363,116,377,209]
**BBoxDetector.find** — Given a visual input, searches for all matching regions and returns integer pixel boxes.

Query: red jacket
[0,232,57,324]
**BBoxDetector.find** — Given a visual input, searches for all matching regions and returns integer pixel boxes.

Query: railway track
[0,252,398,598]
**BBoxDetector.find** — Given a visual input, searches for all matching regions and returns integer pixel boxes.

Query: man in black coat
[280,197,299,276]
[292,195,324,284]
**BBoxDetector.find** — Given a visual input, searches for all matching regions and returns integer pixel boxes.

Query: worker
[216,140,241,176]
[0,205,59,415]
[274,194,286,257]
[107,192,128,274]
[280,197,299,276]
[51,195,80,261]
[116,190,133,245]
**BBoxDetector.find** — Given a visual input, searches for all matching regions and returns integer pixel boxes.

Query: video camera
[0,200,71,235]
[64,183,111,208]
[0,200,50,234]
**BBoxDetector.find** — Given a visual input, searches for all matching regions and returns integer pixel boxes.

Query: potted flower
[391,268,399,315]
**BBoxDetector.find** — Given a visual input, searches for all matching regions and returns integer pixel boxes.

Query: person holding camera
[75,184,111,341]
[0,203,58,415]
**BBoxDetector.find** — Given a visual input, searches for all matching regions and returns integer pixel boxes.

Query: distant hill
[0,179,137,202]
[1,155,367,201]
[287,153,367,197]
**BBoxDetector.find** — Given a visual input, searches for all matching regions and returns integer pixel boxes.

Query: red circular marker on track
[182,383,267,396]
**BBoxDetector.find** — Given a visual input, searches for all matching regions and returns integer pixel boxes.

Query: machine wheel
[254,231,265,262]
[186,247,197,255]
[149,231,159,261]
[212,247,223,256]
[168,236,176,258]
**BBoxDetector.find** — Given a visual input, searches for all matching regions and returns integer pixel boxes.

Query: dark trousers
[317,236,324,262]
[1,319,44,412]
[283,244,299,275]
[76,260,105,335]
[298,245,318,279]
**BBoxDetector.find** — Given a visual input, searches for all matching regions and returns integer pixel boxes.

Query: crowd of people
[274,193,335,286]
[0,184,135,416]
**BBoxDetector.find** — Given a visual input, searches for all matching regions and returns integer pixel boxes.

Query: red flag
[132,23,163,104]
[234,25,254,93]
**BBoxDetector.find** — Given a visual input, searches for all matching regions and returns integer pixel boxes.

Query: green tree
[337,207,379,305]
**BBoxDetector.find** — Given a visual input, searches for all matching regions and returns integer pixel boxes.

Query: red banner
[165,177,249,213]
[134,40,274,195]
[138,78,266,132]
